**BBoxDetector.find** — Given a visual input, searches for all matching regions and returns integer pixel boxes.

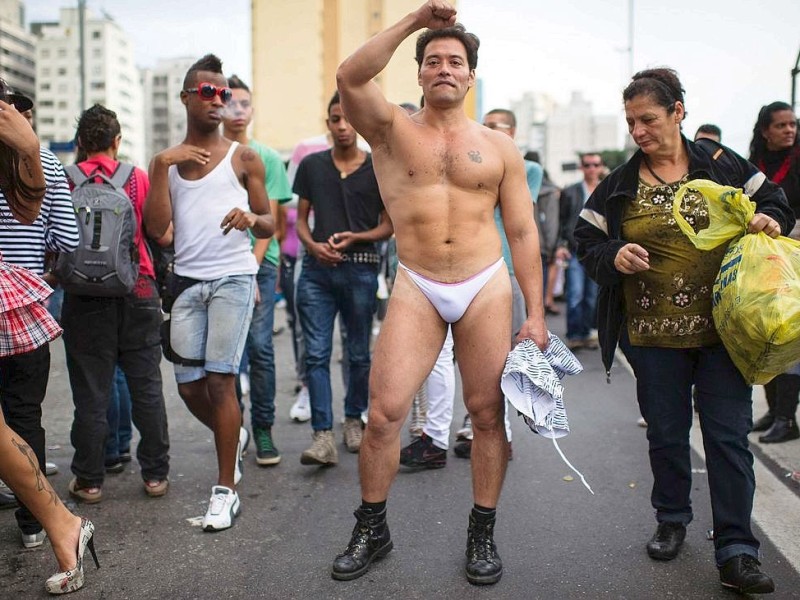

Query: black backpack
[55,164,139,296]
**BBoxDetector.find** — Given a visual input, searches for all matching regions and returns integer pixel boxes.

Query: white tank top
[169,141,257,280]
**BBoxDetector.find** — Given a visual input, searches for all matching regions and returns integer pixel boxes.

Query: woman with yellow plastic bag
[574,68,794,595]
[672,179,800,388]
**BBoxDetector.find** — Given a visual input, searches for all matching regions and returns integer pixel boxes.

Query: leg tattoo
[11,437,60,507]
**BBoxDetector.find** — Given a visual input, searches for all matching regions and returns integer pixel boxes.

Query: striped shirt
[0,147,79,274]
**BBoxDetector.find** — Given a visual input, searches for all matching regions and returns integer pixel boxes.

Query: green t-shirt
[250,139,292,266]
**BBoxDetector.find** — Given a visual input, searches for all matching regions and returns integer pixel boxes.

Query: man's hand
[412,0,457,30]
[220,208,257,235]
[517,314,549,351]
[747,213,782,238]
[328,231,357,252]
[555,246,571,262]
[614,243,650,274]
[309,242,344,267]
[155,144,210,168]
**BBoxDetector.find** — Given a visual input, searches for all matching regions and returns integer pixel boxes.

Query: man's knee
[206,372,236,400]
[467,399,505,432]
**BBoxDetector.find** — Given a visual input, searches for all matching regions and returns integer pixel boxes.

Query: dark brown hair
[75,104,120,154]
[415,24,480,71]
[183,54,224,90]
[748,101,798,162]
[623,67,686,119]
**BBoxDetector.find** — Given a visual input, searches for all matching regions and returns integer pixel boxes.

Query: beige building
[252,0,474,154]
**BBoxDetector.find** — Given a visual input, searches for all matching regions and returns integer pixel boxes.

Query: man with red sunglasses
[144,53,274,533]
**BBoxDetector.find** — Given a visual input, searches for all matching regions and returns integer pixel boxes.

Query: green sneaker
[254,427,281,466]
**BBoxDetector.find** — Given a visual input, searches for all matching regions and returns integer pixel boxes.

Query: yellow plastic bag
[713,233,800,384]
[674,179,800,384]
[673,180,754,250]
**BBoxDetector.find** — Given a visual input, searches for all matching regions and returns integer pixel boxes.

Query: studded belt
[341,252,380,264]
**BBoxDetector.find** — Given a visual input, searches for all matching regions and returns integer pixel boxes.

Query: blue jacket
[574,136,795,379]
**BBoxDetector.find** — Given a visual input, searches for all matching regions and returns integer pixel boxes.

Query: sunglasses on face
[582,162,602,168]
[183,82,232,103]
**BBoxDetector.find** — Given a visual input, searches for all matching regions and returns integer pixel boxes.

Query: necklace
[643,155,686,186]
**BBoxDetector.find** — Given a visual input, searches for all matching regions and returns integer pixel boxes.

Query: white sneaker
[234,440,243,486]
[290,387,311,422]
[201,485,241,532]
[239,426,250,457]
[456,415,473,441]
[21,529,47,548]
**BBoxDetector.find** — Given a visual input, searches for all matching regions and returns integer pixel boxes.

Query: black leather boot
[465,513,503,585]
[646,522,686,561]
[758,417,800,444]
[752,412,775,432]
[719,554,775,594]
[331,508,393,581]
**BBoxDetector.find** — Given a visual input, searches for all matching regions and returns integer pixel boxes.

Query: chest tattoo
[468,150,482,163]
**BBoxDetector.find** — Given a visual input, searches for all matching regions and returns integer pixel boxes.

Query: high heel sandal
[45,518,100,595]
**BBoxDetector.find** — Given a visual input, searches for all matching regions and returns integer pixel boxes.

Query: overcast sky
[25,0,800,156]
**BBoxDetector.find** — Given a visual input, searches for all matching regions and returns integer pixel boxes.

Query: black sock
[360,500,387,515]
[472,504,496,523]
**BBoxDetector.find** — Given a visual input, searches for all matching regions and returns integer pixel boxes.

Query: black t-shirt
[292,149,384,254]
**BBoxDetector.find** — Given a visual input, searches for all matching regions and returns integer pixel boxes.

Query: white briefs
[398,257,505,323]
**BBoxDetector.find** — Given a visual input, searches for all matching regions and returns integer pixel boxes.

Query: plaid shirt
[0,255,62,357]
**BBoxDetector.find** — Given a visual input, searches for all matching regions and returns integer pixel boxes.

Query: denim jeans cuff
[715,543,759,567]
[656,512,692,526]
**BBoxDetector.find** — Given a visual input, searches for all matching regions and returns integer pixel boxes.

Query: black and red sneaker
[399,433,447,469]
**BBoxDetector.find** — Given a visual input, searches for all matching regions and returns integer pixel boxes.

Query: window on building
[57,101,67,109]
[40,117,55,125]
[39,100,54,108]
[92,30,101,39]
[58,48,66,58]
[41,67,51,76]
[90,81,105,90]
[57,67,66,76]
[40,83,51,91]
[40,49,50,59]
[92,48,102,58]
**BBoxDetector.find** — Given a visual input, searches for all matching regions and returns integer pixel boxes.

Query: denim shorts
[170,274,256,384]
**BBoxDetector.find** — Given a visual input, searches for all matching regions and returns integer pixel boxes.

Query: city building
[142,57,196,161]
[31,7,145,166]
[250,0,476,154]
[512,90,618,186]
[0,0,36,101]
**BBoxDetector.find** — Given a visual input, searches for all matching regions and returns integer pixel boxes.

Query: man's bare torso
[372,111,506,282]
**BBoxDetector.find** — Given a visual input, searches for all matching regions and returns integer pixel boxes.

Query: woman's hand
[747,213,782,238]
[614,243,650,274]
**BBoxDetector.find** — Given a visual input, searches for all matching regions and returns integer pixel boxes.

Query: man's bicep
[338,82,394,142]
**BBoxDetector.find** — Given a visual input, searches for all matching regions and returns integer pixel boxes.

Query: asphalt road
[1,304,798,599]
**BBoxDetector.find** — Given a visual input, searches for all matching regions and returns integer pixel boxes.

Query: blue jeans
[565,254,598,341]
[296,256,377,431]
[105,366,132,461]
[244,261,278,429]
[620,331,759,566]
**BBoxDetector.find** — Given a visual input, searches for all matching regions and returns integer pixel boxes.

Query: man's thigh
[369,270,448,423]
[452,266,512,414]
[205,275,256,375]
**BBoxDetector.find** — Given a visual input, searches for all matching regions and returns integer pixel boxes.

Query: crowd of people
[0,0,797,595]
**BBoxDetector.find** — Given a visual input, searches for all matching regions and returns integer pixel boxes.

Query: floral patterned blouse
[621,177,727,348]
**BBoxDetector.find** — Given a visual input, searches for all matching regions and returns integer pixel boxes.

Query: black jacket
[558,181,585,253]
[574,136,795,379]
